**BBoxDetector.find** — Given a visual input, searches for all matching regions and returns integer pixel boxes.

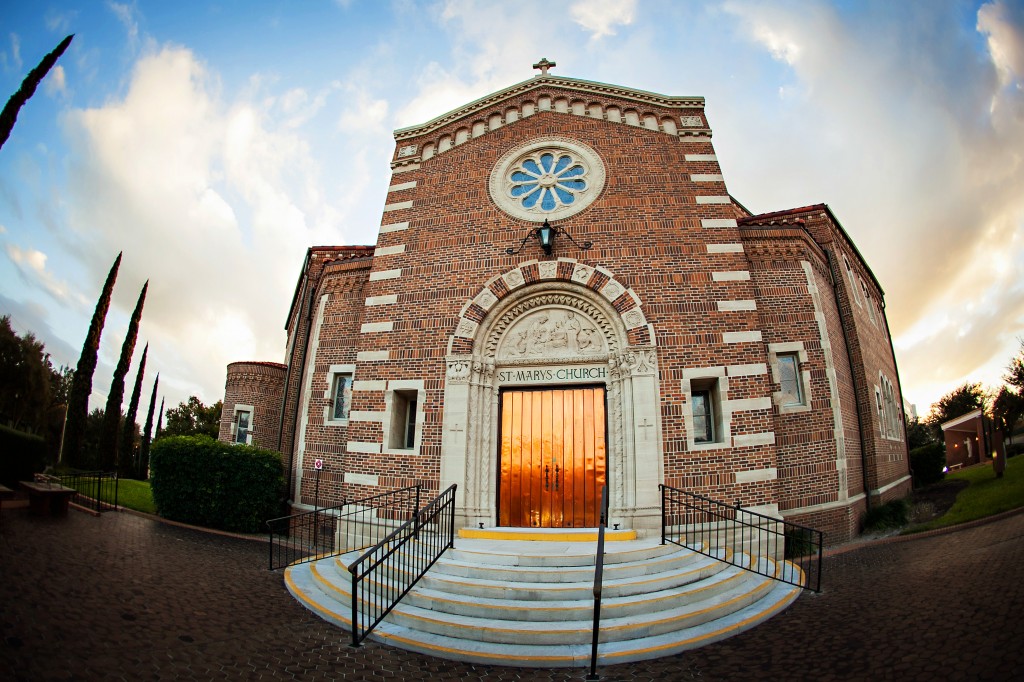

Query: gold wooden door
[498,387,606,528]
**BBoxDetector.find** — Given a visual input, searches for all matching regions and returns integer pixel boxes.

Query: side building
[219,70,911,544]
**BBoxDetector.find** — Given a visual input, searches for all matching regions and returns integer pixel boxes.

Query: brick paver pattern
[2,508,1022,680]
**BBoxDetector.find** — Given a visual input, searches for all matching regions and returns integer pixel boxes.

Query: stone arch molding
[441,258,664,533]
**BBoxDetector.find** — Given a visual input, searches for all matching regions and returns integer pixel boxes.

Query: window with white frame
[844,255,861,305]
[383,380,424,454]
[324,364,355,425]
[232,405,254,445]
[768,343,811,413]
[683,370,729,449]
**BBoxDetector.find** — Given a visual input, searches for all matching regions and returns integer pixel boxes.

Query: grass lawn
[66,476,156,514]
[910,455,1024,532]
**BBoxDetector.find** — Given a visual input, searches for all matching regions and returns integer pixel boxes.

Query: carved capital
[619,346,658,376]
[446,356,473,383]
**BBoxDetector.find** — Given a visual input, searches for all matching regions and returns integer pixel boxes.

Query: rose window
[490,137,605,222]
[509,152,588,212]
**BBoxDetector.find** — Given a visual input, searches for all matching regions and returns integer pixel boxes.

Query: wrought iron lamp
[505,219,593,256]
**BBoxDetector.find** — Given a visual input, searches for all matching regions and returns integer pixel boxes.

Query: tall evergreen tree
[139,373,159,479]
[155,397,165,439]
[0,35,74,152]
[63,253,121,468]
[99,281,148,470]
[119,343,147,476]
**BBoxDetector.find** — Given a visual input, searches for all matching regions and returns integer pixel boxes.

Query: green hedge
[0,424,48,488]
[910,442,946,487]
[149,435,284,533]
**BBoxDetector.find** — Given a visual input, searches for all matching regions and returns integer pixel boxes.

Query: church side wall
[293,260,372,508]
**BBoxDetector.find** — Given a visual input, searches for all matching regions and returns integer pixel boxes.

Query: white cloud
[108,2,140,46]
[61,45,348,406]
[44,64,66,95]
[569,0,636,40]
[45,10,78,34]
[338,87,389,134]
[6,244,81,304]
[2,32,22,73]
[978,1,1024,87]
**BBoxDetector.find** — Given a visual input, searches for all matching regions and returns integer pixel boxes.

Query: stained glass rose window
[490,137,605,222]
[509,152,588,211]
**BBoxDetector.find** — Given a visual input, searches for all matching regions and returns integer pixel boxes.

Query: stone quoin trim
[369,268,401,281]
[388,180,417,192]
[690,174,724,182]
[695,195,731,204]
[707,243,744,253]
[380,221,409,233]
[701,218,739,228]
[685,153,718,161]
[382,200,413,212]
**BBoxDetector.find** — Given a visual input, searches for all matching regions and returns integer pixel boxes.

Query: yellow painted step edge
[458,528,637,542]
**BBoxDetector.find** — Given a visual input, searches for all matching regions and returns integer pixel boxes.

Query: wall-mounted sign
[314,458,323,470]
[497,364,607,386]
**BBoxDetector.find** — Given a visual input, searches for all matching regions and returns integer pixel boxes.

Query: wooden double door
[498,387,606,528]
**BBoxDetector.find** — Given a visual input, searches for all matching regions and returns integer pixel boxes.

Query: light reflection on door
[498,387,606,528]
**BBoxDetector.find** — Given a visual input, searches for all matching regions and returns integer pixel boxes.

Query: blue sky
[1,0,1022,420]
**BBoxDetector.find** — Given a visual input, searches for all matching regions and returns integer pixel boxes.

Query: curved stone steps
[283,536,805,667]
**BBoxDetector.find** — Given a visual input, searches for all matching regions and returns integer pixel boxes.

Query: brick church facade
[218,67,911,544]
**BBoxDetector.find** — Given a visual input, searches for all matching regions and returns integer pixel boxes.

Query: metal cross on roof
[532,57,556,76]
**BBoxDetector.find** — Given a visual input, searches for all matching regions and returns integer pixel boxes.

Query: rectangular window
[778,353,803,406]
[692,390,714,443]
[388,389,419,450]
[234,410,251,444]
[332,373,353,420]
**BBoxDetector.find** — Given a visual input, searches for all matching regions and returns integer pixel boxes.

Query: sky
[1,0,1022,421]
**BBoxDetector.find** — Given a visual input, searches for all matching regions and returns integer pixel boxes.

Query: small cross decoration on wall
[533,57,556,76]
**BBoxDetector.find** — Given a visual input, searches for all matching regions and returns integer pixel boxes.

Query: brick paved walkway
[2,507,1022,680]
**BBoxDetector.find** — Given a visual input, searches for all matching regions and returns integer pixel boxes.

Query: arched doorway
[440,260,665,532]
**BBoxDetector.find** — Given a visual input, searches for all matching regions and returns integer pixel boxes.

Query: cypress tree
[119,343,147,477]
[155,397,165,438]
[99,281,148,470]
[139,372,159,479]
[62,252,121,468]
[0,35,74,151]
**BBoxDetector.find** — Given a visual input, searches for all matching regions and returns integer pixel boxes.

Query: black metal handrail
[348,484,457,647]
[46,470,119,513]
[660,484,823,592]
[587,484,609,681]
[266,485,422,571]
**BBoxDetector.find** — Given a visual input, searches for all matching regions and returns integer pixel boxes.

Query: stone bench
[19,480,77,517]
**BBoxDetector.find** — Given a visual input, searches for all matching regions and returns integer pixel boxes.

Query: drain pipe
[824,249,872,513]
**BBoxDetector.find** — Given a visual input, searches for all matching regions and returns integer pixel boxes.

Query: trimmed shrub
[863,498,909,531]
[0,424,47,487]
[149,435,284,533]
[910,442,946,488]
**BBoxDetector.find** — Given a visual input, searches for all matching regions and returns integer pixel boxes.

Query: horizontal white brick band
[379,222,409,234]
[360,321,394,333]
[387,180,417,192]
[701,218,738,228]
[375,244,406,257]
[353,380,386,391]
[344,472,380,486]
[733,433,777,448]
[356,350,390,361]
[346,442,381,454]
[723,330,763,343]
[682,366,725,380]
[389,379,425,390]
[369,268,401,281]
[734,466,778,482]
[725,397,773,412]
[382,200,413,212]
[348,410,385,422]
[696,195,731,204]
[690,174,724,182]
[685,154,718,161]
[707,243,744,253]
[727,363,767,377]
[712,271,750,281]
[390,163,419,174]
[717,300,757,311]
[365,294,398,306]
